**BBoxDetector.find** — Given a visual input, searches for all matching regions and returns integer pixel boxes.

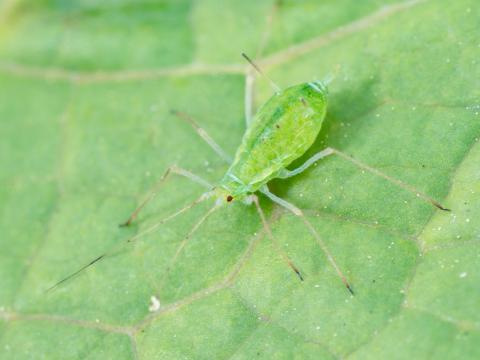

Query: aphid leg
[46,191,214,292]
[244,71,255,127]
[120,165,212,227]
[250,195,303,281]
[159,201,220,286]
[329,148,450,211]
[277,148,335,179]
[171,110,232,164]
[260,186,354,295]
[279,147,449,211]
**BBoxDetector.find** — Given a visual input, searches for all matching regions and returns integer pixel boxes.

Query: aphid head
[213,187,236,205]
[308,80,328,95]
[278,81,328,114]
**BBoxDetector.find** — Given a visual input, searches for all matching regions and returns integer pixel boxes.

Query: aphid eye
[226,195,234,202]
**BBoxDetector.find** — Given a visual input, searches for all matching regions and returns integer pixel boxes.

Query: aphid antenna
[321,74,334,87]
[320,63,342,87]
[45,190,214,293]
[241,52,281,93]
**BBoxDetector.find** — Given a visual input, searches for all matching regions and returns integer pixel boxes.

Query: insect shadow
[47,57,448,295]
[271,77,379,194]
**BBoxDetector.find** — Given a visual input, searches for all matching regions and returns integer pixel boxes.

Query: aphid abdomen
[221,82,328,196]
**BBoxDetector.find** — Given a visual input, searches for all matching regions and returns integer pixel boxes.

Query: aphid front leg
[244,71,256,127]
[250,195,304,281]
[260,186,354,295]
[120,165,212,227]
[171,110,232,163]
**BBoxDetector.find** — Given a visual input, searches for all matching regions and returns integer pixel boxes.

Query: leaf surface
[0,0,479,359]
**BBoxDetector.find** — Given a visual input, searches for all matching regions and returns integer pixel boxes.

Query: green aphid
[220,80,327,199]
[49,54,449,295]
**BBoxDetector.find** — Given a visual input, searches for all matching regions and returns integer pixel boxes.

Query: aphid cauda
[48,54,449,295]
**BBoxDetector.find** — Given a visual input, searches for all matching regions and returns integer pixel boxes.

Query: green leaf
[1,0,479,359]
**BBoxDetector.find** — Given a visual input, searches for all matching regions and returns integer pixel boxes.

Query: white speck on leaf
[149,295,161,312]
[459,272,467,278]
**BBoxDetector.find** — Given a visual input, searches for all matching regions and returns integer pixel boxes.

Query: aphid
[48,53,449,294]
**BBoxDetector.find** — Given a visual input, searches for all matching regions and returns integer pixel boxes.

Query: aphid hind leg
[279,147,449,211]
[120,165,212,227]
[171,110,232,164]
[260,186,354,295]
[250,195,304,281]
